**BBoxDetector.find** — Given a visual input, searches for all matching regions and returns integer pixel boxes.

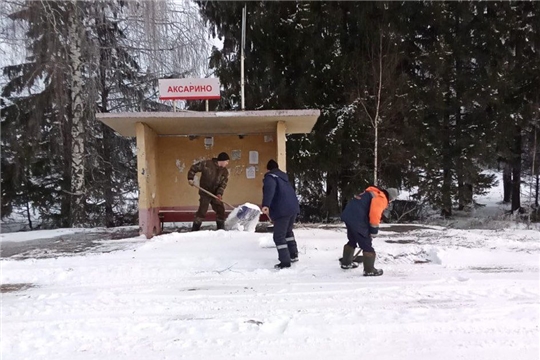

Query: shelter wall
[155,134,277,208]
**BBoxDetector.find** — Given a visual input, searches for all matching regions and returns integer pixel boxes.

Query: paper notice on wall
[249,151,259,164]
[264,135,273,142]
[246,166,256,179]
[231,150,241,160]
[204,137,213,149]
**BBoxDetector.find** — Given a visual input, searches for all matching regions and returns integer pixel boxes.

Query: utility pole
[241,5,246,110]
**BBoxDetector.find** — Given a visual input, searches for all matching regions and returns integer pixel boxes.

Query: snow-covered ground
[0,226,139,243]
[1,173,540,360]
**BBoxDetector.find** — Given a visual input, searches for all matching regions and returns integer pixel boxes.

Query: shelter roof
[96,109,320,136]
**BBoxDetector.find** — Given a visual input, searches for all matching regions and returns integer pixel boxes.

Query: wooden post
[136,122,161,238]
[276,121,287,171]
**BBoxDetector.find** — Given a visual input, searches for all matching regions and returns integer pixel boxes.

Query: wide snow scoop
[192,184,261,232]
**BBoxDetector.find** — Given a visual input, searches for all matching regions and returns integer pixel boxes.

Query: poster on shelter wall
[204,137,213,150]
[232,150,241,160]
[249,151,259,164]
[246,166,256,179]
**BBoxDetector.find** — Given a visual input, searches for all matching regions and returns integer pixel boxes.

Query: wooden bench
[157,209,231,223]
[158,207,270,230]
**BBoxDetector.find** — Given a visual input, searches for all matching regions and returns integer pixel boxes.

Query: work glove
[188,180,194,186]
[261,207,272,222]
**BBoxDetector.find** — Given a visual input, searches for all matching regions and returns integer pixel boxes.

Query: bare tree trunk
[102,126,115,227]
[532,125,538,207]
[324,172,340,220]
[511,124,522,213]
[503,160,512,203]
[441,154,453,217]
[454,24,471,210]
[529,124,538,225]
[374,119,378,186]
[69,2,86,227]
[25,197,33,230]
[441,77,453,217]
[458,169,473,210]
[359,31,384,186]
[373,31,383,186]
[534,174,540,208]
[61,109,72,228]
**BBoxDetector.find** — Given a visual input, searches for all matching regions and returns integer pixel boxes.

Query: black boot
[274,262,291,269]
[363,251,383,276]
[340,244,359,269]
[339,252,363,264]
[286,235,299,262]
[216,220,225,230]
[191,221,202,232]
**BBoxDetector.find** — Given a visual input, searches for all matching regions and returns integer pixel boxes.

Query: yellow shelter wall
[155,134,277,208]
[136,123,159,209]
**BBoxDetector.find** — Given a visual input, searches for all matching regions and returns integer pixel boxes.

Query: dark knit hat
[217,152,230,161]
[266,159,279,170]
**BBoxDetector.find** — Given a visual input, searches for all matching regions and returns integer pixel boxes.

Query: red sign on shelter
[158,78,220,100]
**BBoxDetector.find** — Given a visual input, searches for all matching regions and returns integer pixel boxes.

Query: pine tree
[398,2,504,216]
[2,1,76,227]
[482,2,540,213]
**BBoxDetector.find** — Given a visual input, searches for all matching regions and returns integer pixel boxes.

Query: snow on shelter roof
[96,109,320,137]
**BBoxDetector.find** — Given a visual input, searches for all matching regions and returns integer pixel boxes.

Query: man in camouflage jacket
[187,152,230,231]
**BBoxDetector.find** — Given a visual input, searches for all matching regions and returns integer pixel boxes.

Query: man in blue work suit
[261,159,300,269]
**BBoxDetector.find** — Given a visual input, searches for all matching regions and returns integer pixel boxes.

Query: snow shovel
[338,248,364,265]
[192,183,235,209]
[192,184,261,231]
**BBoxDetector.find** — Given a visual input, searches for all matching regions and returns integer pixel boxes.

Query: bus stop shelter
[97,110,320,238]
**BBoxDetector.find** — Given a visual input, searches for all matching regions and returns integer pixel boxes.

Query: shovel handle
[192,183,235,209]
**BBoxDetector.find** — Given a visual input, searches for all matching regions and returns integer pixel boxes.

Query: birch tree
[352,20,406,189]
[68,1,86,226]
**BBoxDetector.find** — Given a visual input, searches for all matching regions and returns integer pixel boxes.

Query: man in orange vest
[340,186,398,276]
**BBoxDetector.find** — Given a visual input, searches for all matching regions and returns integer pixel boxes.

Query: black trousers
[194,195,226,222]
[272,214,298,263]
[345,224,375,253]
